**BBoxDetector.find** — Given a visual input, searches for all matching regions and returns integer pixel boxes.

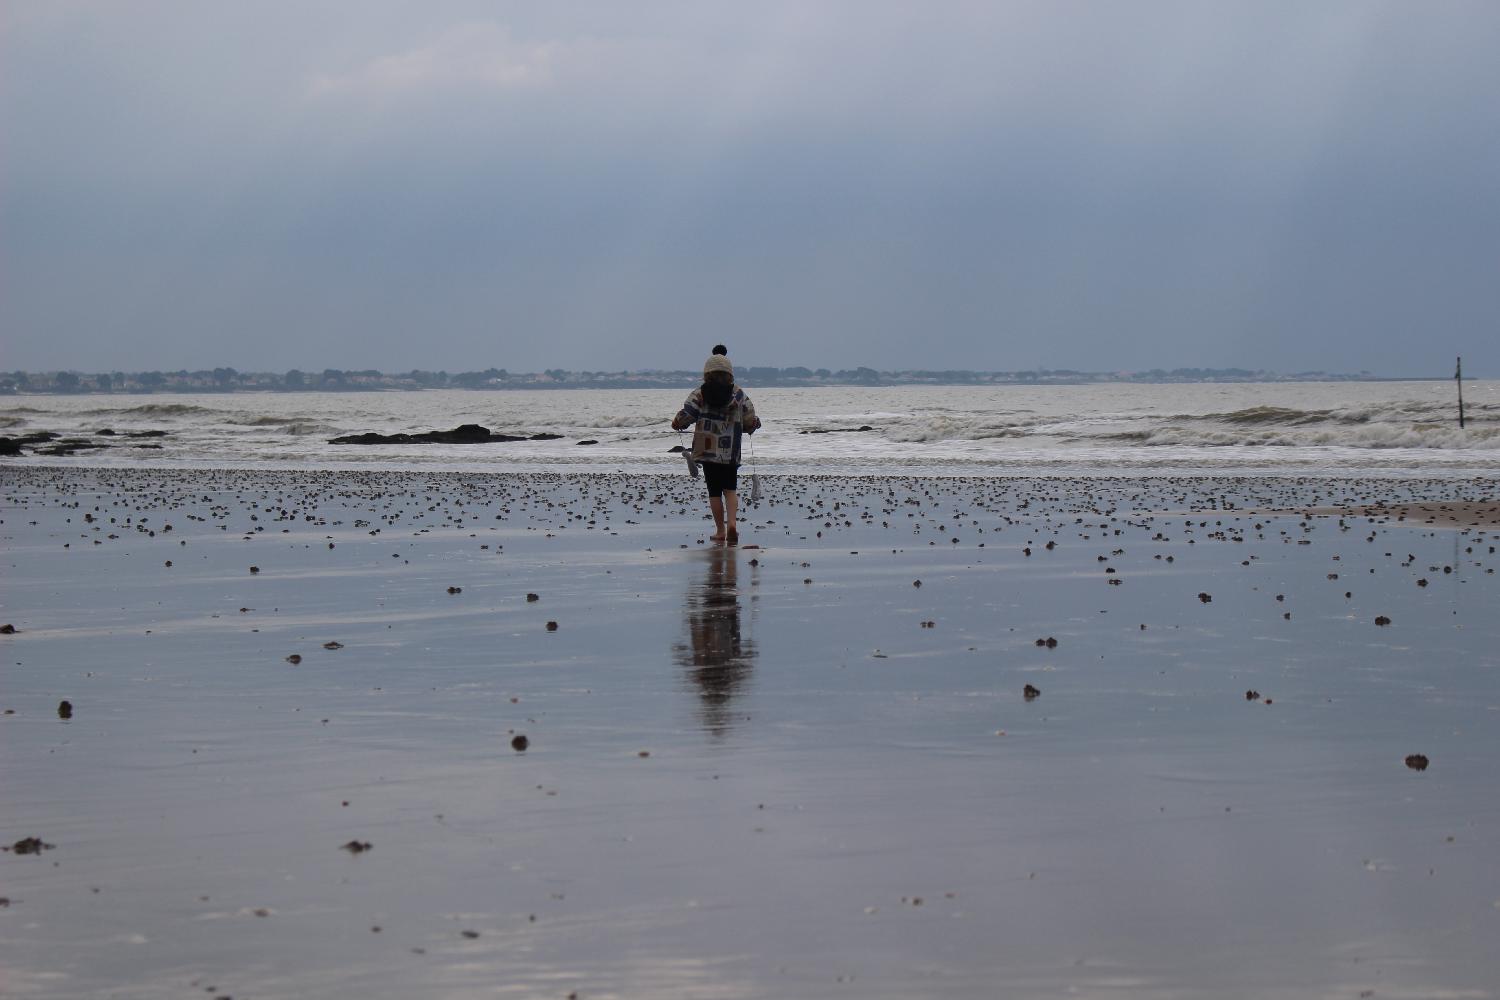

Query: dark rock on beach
[1,429,169,457]
[37,437,109,456]
[1405,754,1430,772]
[330,424,535,445]
[7,837,55,855]
[1,432,60,454]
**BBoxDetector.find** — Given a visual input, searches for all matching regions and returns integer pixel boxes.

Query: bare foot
[709,532,726,542]
[726,528,739,544]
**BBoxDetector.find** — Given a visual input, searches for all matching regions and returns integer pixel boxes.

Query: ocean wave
[1202,401,1464,426]
[884,415,1038,442]
[78,403,218,417]
[855,409,1496,450]
[1133,423,1499,450]
[233,415,338,427]
[593,414,669,429]
[1217,405,1341,425]
[8,383,1496,471]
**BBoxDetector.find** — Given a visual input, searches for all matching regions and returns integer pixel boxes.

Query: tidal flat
[2,467,1498,999]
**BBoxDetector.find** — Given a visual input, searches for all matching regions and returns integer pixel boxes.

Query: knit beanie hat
[703,354,733,378]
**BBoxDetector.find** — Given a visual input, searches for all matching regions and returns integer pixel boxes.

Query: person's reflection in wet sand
[672,548,757,740]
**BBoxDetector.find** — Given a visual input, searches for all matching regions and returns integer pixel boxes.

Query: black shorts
[701,461,738,498]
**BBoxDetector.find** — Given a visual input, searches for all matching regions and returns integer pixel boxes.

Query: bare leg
[724,490,739,543]
[708,496,726,540]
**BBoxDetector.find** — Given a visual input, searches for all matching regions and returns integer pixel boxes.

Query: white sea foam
[3,381,1495,476]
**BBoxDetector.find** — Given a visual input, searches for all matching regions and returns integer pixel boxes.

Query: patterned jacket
[674,386,759,465]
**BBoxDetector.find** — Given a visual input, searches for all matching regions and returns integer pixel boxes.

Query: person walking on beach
[672,345,760,543]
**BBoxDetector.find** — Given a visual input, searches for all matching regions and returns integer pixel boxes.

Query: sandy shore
[2,467,1498,998]
[1278,500,1500,528]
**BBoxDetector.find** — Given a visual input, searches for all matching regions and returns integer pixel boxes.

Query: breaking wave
[1206,402,1455,426]
[1130,422,1499,450]
[1218,405,1345,425]
[5,383,1497,471]
[238,415,322,427]
[594,414,671,429]
[861,399,1494,450]
[77,403,218,417]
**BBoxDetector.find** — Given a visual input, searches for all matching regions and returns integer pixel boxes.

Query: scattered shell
[1405,754,1430,772]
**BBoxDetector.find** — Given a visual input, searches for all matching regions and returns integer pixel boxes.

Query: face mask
[701,380,733,407]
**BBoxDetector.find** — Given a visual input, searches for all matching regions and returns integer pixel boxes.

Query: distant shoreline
[0,369,1470,396]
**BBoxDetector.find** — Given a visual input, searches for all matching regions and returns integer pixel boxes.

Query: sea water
[2,381,1496,476]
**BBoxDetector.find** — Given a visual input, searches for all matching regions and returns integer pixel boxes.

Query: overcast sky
[3,1,1497,375]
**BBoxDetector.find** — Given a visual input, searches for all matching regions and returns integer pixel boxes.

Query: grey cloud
[3,1,1498,373]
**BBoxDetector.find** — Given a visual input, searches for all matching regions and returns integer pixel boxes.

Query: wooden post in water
[1455,356,1465,429]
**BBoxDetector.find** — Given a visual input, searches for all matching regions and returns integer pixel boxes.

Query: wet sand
[2,467,1498,999]
[1280,500,1500,528]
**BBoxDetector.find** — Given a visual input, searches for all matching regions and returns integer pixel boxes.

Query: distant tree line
[0,365,1394,394]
